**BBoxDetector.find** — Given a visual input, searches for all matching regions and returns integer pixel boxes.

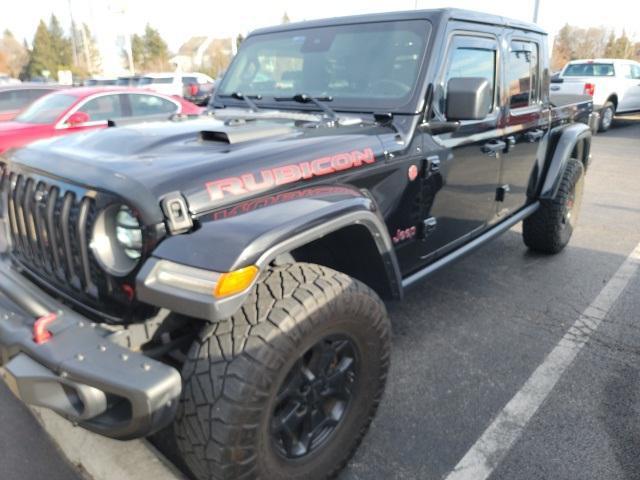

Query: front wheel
[173,263,391,480]
[523,158,585,254]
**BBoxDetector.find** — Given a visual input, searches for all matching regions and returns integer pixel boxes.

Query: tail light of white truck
[583,83,596,96]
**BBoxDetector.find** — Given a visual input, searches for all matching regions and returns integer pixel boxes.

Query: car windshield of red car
[16,93,77,124]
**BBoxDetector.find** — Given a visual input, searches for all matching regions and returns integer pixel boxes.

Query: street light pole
[533,0,540,23]
[67,0,79,67]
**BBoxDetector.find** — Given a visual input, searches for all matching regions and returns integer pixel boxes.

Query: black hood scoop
[200,122,293,144]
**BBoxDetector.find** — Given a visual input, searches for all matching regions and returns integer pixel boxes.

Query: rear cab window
[563,63,615,77]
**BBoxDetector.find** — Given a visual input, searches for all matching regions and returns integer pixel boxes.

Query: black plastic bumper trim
[0,258,182,440]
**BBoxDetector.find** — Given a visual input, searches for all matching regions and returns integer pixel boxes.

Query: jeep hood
[5,116,390,225]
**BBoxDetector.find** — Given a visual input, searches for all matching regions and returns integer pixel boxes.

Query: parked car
[138,72,183,97]
[551,58,640,131]
[182,73,216,105]
[0,84,61,121]
[0,74,21,85]
[116,76,143,87]
[0,87,201,153]
[0,8,596,480]
[84,78,118,86]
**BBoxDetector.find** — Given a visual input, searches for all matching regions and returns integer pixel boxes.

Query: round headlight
[90,204,143,276]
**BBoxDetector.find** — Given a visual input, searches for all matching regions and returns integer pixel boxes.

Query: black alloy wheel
[270,335,359,459]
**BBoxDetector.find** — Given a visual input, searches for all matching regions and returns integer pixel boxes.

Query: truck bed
[549,93,594,128]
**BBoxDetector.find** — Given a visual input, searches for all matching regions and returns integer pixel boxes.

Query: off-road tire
[173,262,391,480]
[599,101,615,132]
[523,158,584,254]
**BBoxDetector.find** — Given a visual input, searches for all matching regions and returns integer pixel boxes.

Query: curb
[31,407,184,480]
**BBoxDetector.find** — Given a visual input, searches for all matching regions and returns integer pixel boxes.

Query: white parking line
[445,241,640,480]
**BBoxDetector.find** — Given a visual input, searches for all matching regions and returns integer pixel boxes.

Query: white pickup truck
[551,59,640,131]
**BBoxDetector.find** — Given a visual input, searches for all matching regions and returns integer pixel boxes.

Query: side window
[620,64,633,79]
[0,91,17,110]
[129,94,177,116]
[632,65,640,80]
[442,36,498,116]
[79,95,123,121]
[507,41,539,109]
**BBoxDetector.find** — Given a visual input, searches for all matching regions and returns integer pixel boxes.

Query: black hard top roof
[251,8,546,36]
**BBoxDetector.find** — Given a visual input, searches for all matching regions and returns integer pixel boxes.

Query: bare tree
[550,24,626,71]
[0,30,28,77]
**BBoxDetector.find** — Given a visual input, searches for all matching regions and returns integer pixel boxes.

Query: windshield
[563,63,615,77]
[217,20,430,111]
[15,93,77,124]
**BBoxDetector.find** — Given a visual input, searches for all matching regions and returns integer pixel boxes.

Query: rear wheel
[173,263,391,480]
[599,101,615,132]
[523,158,584,254]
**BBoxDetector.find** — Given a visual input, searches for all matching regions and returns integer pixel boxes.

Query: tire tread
[174,263,390,480]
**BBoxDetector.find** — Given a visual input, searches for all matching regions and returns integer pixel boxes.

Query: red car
[0,84,61,121]
[0,87,202,154]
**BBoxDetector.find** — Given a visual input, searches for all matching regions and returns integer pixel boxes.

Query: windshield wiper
[218,92,262,112]
[274,93,338,121]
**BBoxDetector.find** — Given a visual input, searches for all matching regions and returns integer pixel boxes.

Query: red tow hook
[33,312,57,344]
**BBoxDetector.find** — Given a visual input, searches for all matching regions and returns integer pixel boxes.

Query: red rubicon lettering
[206,177,247,201]
[311,157,334,176]
[352,148,375,166]
[205,148,377,201]
[273,164,302,185]
[242,170,275,191]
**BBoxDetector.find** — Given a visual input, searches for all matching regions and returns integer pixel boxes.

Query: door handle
[482,140,506,156]
[525,129,545,142]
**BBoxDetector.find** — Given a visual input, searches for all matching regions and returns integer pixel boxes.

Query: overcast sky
[5,0,638,50]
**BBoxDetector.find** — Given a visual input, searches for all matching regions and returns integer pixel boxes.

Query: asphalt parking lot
[0,116,639,480]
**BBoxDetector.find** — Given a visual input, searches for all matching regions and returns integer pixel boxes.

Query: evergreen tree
[48,14,73,69]
[130,24,170,72]
[143,24,169,70]
[605,30,633,58]
[24,20,55,78]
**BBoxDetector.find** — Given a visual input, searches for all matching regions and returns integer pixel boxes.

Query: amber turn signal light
[214,266,259,298]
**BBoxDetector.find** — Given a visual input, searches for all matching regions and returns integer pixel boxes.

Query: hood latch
[161,192,193,235]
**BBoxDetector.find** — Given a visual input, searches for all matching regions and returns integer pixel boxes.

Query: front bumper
[0,258,181,440]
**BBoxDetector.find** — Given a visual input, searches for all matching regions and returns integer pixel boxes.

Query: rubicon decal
[206,148,375,201]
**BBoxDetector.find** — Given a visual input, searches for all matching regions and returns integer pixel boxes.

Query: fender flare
[140,186,402,321]
[535,122,591,200]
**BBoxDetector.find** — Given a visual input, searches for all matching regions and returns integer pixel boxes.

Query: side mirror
[445,77,492,121]
[66,111,90,126]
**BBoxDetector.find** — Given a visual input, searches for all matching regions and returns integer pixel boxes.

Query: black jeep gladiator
[0,8,596,480]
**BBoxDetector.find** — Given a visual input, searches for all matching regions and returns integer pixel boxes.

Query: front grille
[5,173,102,299]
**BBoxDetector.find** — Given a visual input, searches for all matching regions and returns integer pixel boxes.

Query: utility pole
[80,24,92,73]
[67,0,79,67]
[533,0,540,23]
